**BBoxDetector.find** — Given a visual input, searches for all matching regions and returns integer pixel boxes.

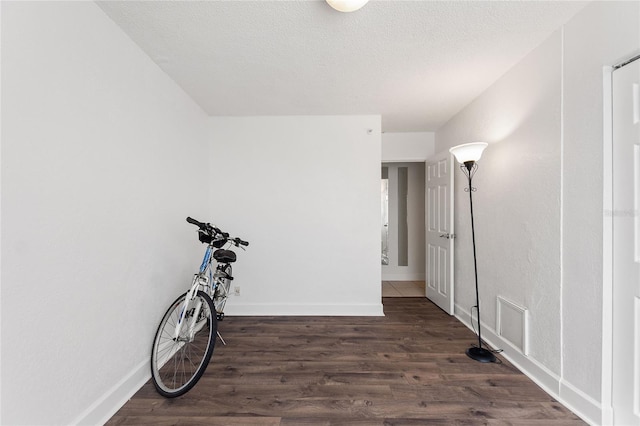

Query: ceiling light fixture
[326,0,369,12]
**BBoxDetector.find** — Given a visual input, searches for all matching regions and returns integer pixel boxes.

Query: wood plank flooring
[382,281,425,297]
[107,298,585,425]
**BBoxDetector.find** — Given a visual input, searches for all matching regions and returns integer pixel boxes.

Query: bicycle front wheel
[151,290,217,398]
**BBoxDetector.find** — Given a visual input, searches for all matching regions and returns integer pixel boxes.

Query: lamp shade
[326,0,369,12]
[449,142,488,164]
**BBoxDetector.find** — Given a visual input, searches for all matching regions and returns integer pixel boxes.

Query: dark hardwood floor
[107,298,585,425]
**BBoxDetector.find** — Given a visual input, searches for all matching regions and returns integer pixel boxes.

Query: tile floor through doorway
[382,280,425,297]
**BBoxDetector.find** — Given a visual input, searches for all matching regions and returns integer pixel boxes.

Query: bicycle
[150,217,249,398]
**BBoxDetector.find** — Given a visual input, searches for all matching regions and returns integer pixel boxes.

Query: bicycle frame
[173,246,216,341]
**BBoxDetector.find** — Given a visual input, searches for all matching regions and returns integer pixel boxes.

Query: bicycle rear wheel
[151,290,217,397]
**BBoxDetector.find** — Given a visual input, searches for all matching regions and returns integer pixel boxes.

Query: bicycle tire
[151,290,217,398]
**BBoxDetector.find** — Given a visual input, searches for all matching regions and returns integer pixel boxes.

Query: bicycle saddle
[213,249,236,263]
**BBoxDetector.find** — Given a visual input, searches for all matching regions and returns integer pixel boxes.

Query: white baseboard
[225,302,385,316]
[560,379,604,426]
[72,358,150,426]
[454,303,601,425]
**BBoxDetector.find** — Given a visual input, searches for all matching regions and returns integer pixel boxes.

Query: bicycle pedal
[216,312,225,321]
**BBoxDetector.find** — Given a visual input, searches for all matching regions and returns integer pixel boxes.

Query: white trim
[560,24,565,388]
[72,359,149,426]
[560,379,605,426]
[602,65,615,426]
[496,296,529,355]
[455,302,599,425]
[635,297,640,418]
[0,7,3,422]
[226,303,385,317]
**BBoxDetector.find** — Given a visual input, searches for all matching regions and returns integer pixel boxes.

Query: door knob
[439,233,455,239]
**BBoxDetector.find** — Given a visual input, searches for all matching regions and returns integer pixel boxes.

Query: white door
[612,58,640,425]
[425,152,454,314]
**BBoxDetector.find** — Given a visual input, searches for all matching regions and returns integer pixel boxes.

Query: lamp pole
[449,142,496,364]
[462,161,495,363]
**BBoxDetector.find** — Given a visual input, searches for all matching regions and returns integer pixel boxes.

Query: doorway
[381,162,426,297]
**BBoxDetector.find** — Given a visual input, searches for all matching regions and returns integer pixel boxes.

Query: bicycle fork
[174,275,206,341]
[174,274,226,345]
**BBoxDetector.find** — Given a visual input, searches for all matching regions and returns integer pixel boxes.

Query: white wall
[208,116,383,316]
[562,4,639,422]
[1,3,209,425]
[382,132,435,162]
[435,2,640,424]
[438,27,563,373]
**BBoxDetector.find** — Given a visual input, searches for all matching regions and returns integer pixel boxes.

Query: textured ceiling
[97,0,587,132]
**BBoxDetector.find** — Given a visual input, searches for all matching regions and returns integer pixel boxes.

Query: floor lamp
[449,142,496,363]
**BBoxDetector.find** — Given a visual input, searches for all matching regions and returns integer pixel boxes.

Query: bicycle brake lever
[231,238,247,250]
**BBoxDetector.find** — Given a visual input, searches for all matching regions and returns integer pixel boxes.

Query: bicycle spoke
[151,291,216,397]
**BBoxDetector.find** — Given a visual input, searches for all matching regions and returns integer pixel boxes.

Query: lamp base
[466,346,496,363]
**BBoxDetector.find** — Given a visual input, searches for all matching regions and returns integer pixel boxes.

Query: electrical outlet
[234,286,241,296]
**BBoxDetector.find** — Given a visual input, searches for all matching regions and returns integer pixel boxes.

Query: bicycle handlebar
[186,216,206,228]
[232,237,250,247]
[186,217,249,247]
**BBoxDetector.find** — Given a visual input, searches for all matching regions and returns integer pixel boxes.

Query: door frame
[604,56,640,425]
[601,64,615,425]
